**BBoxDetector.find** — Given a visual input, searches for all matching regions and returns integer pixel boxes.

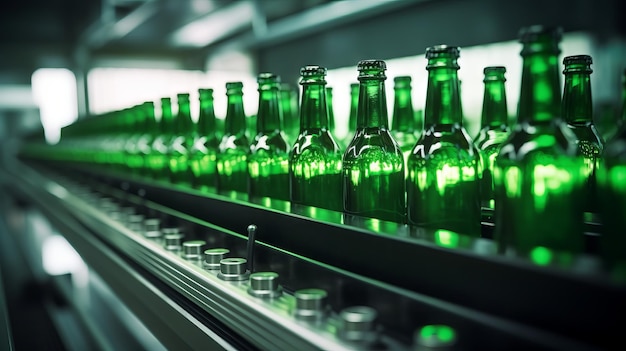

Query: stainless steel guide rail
[8,160,626,350]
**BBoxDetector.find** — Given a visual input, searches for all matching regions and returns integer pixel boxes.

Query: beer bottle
[149,97,174,181]
[562,55,604,213]
[342,60,405,223]
[597,68,626,273]
[249,73,290,201]
[168,93,195,186]
[494,26,584,255]
[289,65,343,211]
[407,46,481,236]
[190,88,219,191]
[217,82,249,196]
[391,75,419,174]
[474,66,510,210]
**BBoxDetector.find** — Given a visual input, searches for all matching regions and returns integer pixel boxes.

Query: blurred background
[1,0,624,145]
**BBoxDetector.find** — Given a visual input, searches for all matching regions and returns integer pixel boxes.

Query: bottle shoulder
[411,125,478,159]
[343,128,403,162]
[219,133,249,153]
[290,130,341,158]
[497,122,579,160]
[250,130,289,154]
[475,129,510,151]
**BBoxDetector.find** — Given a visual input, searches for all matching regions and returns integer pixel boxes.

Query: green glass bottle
[280,83,299,145]
[494,26,585,255]
[149,97,174,181]
[342,60,405,223]
[168,93,195,186]
[391,75,419,174]
[217,82,249,196]
[407,46,481,236]
[562,55,604,214]
[289,65,343,212]
[597,69,626,274]
[474,66,511,210]
[249,73,290,201]
[190,88,219,191]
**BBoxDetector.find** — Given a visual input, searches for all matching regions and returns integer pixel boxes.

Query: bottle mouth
[519,25,562,55]
[483,66,507,82]
[300,65,327,84]
[225,82,243,89]
[563,55,593,74]
[257,72,281,90]
[425,45,460,70]
[357,60,387,80]
[425,45,460,59]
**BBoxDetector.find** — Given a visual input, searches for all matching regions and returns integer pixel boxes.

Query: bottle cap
[198,88,214,95]
[177,93,190,99]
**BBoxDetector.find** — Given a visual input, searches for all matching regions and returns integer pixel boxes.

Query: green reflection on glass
[434,229,459,248]
[419,324,456,344]
[530,246,553,266]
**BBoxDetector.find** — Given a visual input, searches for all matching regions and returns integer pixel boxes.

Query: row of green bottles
[22,26,625,266]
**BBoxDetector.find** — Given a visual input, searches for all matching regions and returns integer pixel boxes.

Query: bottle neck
[144,105,155,133]
[300,83,329,131]
[198,98,217,135]
[392,86,415,131]
[562,70,593,124]
[257,88,282,133]
[225,93,246,135]
[481,79,508,128]
[175,100,193,135]
[161,102,173,134]
[357,79,389,129]
[424,67,463,126]
[518,52,561,123]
